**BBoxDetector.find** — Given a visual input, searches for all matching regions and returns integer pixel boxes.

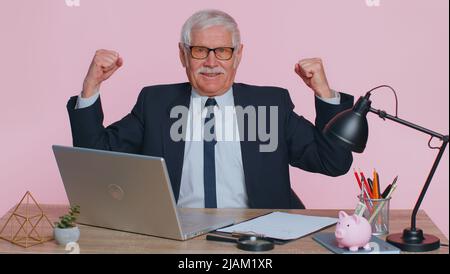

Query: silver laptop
[52,145,234,241]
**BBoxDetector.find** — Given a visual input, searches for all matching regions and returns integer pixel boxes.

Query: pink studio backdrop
[0,0,448,238]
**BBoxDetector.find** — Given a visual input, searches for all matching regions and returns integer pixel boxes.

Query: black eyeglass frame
[184,44,235,61]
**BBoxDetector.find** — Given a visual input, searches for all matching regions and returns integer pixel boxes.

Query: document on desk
[217,211,337,240]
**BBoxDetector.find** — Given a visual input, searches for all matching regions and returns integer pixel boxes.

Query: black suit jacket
[67,82,354,209]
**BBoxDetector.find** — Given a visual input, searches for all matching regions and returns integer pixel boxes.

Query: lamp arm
[369,107,449,231]
[408,140,448,229]
[369,108,446,140]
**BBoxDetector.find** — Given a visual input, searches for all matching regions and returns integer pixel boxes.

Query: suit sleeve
[284,91,354,176]
[66,89,146,154]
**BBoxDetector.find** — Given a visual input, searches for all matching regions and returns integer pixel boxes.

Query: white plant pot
[54,227,80,246]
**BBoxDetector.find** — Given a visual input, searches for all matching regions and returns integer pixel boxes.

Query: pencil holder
[358,195,391,236]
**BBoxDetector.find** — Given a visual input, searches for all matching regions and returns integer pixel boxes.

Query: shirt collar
[191,86,234,109]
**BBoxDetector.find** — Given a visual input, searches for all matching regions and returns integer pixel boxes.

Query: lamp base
[386,228,440,252]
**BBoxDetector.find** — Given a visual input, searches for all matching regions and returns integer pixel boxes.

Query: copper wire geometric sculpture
[0,191,54,248]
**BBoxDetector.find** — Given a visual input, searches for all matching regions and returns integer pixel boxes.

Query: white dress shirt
[177,88,248,208]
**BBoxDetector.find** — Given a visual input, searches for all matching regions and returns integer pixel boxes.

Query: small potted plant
[54,205,80,245]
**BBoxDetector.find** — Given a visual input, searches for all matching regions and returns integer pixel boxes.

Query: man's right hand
[82,49,123,98]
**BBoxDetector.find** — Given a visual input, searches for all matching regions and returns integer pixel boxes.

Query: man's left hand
[295,58,333,98]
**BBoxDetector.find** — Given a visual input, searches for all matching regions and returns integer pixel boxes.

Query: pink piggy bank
[335,211,372,252]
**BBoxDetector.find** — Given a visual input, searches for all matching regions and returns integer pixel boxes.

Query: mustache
[195,67,226,75]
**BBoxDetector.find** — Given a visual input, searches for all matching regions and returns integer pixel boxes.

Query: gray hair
[180,9,241,48]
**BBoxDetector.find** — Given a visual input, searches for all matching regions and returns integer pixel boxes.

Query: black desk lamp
[323,85,449,252]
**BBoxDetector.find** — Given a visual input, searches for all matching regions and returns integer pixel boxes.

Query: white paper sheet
[217,211,337,240]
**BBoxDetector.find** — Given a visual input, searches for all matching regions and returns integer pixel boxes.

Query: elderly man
[67,9,354,209]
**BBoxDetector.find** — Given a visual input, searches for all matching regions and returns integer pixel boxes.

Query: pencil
[373,169,379,199]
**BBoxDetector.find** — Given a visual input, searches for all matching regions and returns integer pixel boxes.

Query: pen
[391,175,398,186]
[367,178,374,193]
[354,169,370,207]
[386,181,397,198]
[353,169,362,190]
[372,169,378,199]
[231,231,265,238]
[382,176,398,198]
[206,234,238,243]
[381,184,392,199]
[360,171,373,199]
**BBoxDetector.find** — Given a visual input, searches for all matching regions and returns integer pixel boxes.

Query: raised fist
[295,58,332,98]
[82,49,123,98]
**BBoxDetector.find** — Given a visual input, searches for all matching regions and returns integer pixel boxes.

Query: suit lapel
[233,83,261,208]
[163,83,191,202]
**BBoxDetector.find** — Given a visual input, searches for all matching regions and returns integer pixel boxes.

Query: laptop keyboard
[178,212,230,234]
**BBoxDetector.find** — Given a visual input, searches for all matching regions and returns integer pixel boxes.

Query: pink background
[0,0,448,239]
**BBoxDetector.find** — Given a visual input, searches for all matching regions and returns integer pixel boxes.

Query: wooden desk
[0,205,448,254]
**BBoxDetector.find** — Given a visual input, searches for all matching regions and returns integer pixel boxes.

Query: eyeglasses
[185,45,235,61]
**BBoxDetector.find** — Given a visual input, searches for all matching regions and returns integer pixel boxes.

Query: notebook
[313,232,401,254]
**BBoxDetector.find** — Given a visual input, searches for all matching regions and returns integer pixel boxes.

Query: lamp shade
[323,95,372,153]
